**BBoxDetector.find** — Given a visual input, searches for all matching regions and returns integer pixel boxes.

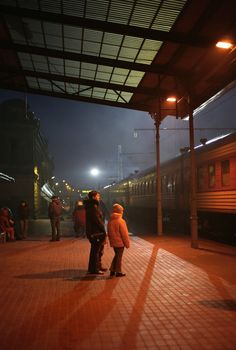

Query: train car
[101,132,236,244]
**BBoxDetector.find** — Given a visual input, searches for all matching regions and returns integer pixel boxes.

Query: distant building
[0,98,54,218]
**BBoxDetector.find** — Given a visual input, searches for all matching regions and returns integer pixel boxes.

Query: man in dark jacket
[48,196,63,241]
[83,190,107,275]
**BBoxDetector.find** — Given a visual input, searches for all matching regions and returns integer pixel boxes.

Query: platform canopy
[0,0,235,119]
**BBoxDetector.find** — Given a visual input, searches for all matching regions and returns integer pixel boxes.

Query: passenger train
[101,132,236,245]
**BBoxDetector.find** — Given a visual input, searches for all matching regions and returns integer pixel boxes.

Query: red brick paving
[0,221,236,349]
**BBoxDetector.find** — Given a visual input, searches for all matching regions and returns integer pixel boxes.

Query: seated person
[0,207,15,241]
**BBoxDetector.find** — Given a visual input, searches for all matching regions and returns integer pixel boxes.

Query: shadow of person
[59,277,119,348]
[3,275,119,350]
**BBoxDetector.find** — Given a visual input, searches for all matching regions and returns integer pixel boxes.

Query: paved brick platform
[0,221,236,350]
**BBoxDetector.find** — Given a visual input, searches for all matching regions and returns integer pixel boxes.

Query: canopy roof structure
[0,0,235,119]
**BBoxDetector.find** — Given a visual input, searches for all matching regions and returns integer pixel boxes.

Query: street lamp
[90,168,100,189]
[90,168,99,177]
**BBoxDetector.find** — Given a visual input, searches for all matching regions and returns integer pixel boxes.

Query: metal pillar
[150,112,163,236]
[117,144,123,181]
[188,97,198,248]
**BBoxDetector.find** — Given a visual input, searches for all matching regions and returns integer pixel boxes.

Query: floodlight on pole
[90,168,99,177]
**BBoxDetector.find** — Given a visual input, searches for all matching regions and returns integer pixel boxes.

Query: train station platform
[0,219,236,349]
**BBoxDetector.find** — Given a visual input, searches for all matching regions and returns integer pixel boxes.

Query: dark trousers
[50,217,61,240]
[88,240,104,273]
[110,247,124,273]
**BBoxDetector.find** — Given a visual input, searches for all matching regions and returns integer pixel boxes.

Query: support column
[150,112,163,236]
[188,97,198,248]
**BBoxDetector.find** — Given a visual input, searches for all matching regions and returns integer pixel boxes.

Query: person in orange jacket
[107,203,130,277]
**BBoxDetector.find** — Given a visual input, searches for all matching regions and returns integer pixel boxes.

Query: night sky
[1,84,236,189]
[0,89,156,188]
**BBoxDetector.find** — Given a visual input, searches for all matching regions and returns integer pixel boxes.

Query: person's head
[88,190,100,201]
[0,207,9,217]
[52,196,59,202]
[113,203,124,214]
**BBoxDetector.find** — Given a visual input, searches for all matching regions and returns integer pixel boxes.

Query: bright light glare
[216,41,233,49]
[90,168,99,176]
[166,97,177,102]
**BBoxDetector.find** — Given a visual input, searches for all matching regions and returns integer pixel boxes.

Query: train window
[221,160,230,186]
[146,181,150,194]
[208,164,215,188]
[161,175,166,192]
[137,183,141,195]
[197,166,205,190]
[167,176,171,192]
[172,175,176,192]
[151,180,154,193]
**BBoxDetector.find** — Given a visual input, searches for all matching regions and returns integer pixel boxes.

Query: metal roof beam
[0,84,151,112]
[0,64,174,98]
[0,4,214,48]
[0,40,186,77]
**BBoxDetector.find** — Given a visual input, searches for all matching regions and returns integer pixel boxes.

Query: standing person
[107,203,130,277]
[83,190,107,275]
[0,207,15,241]
[48,196,63,241]
[72,200,86,237]
[18,200,30,239]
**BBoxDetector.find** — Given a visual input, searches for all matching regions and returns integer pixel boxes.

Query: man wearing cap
[83,190,107,275]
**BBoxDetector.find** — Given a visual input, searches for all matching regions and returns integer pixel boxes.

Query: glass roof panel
[52,81,66,93]
[64,25,82,53]
[152,0,187,31]
[92,87,106,99]
[105,90,120,101]
[38,78,52,90]
[126,71,145,87]
[26,76,39,89]
[101,44,120,59]
[65,83,79,94]
[86,0,109,21]
[65,65,80,78]
[118,91,133,103]
[44,22,61,36]
[80,62,97,79]
[48,57,64,74]
[108,0,134,25]
[6,17,28,45]
[79,86,92,97]
[23,18,45,47]
[119,47,139,62]
[18,52,34,70]
[110,68,130,84]
[96,65,113,82]
[63,0,85,17]
[129,2,158,28]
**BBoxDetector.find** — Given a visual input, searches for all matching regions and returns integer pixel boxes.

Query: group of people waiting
[0,200,30,241]
[48,191,130,277]
[1,192,130,277]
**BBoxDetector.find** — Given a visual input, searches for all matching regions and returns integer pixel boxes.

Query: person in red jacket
[0,207,15,241]
[72,200,86,238]
[48,196,63,241]
[107,203,130,277]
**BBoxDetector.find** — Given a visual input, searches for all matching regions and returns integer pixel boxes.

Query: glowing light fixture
[90,168,99,176]
[216,41,233,49]
[166,96,177,102]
